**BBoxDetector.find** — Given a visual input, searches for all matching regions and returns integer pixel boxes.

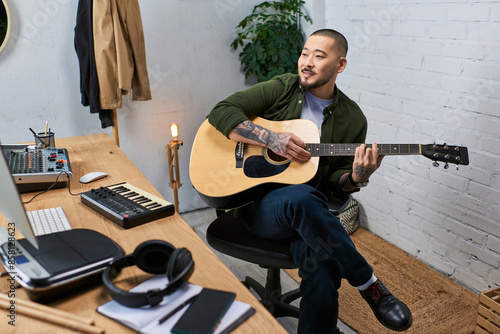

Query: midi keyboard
[81,182,175,229]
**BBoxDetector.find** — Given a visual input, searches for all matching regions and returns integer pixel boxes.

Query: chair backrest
[327,194,353,215]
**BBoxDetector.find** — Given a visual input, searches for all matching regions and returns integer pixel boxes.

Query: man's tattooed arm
[228,120,310,163]
[337,143,384,191]
[353,165,372,181]
[338,167,371,192]
[229,120,271,146]
[338,172,357,192]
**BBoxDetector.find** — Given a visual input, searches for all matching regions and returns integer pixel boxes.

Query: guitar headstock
[421,144,469,166]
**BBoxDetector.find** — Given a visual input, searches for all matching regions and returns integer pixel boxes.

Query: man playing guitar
[207,29,413,333]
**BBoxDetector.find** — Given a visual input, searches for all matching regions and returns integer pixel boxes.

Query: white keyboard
[26,207,72,236]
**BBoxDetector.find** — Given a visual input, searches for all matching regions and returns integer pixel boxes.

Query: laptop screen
[0,140,38,248]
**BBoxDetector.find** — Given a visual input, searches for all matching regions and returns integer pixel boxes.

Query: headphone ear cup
[133,240,175,274]
[167,248,193,281]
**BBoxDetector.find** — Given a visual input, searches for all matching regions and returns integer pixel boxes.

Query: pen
[156,293,199,325]
[29,127,47,147]
[28,127,38,137]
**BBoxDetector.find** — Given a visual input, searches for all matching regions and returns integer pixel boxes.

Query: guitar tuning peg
[444,162,449,169]
[433,161,439,167]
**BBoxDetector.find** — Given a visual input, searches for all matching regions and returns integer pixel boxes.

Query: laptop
[0,139,123,302]
[0,141,38,247]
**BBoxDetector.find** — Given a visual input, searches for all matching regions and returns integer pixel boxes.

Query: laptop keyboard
[26,207,72,236]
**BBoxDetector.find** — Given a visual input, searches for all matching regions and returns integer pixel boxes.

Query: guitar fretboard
[306,143,422,157]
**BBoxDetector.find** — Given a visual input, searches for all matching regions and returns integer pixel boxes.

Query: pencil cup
[36,132,56,148]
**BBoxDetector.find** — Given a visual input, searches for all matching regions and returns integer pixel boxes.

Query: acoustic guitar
[189,117,469,210]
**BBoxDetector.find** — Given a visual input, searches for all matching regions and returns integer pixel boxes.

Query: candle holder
[167,123,183,213]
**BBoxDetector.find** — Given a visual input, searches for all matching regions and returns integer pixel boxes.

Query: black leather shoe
[360,279,413,331]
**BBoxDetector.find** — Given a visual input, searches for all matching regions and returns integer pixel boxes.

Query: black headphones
[102,240,194,307]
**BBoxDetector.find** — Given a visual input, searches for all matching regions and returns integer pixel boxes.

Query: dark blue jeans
[239,184,373,334]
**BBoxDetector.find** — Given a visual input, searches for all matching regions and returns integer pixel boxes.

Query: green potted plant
[230,0,312,82]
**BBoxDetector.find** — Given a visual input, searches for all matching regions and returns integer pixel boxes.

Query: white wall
[325,0,500,293]
[0,0,275,213]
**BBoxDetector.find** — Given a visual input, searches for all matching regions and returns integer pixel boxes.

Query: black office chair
[205,194,353,319]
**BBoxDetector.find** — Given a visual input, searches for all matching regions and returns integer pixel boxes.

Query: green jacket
[208,73,367,197]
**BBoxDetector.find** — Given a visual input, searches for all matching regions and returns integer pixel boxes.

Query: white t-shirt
[300,90,334,130]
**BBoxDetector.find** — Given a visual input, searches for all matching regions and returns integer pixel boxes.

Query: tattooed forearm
[338,173,357,192]
[339,167,373,192]
[353,166,371,181]
[229,120,310,163]
[268,132,293,156]
[232,120,272,146]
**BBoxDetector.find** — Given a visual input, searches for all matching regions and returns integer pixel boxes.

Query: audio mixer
[2,144,73,193]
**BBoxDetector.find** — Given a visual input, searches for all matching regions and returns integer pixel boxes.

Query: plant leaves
[231,0,311,82]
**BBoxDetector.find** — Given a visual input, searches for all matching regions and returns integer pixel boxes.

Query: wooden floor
[181,208,357,334]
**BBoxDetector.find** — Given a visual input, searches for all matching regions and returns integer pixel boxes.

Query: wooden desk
[1,134,286,334]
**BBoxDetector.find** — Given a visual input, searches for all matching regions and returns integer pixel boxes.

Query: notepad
[97,275,255,334]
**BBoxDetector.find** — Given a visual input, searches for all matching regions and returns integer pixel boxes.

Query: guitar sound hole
[244,156,290,178]
[265,149,289,164]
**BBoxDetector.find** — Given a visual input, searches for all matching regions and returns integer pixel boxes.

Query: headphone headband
[102,240,194,307]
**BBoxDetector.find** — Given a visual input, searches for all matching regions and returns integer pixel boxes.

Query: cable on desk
[22,171,83,204]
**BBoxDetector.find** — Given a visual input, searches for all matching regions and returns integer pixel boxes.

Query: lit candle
[170,123,179,141]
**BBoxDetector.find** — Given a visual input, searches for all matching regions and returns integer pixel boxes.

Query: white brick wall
[325,0,500,293]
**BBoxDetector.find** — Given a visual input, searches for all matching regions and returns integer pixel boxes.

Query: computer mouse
[79,171,109,184]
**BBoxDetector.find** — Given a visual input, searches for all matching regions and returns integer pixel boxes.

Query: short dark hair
[310,29,348,57]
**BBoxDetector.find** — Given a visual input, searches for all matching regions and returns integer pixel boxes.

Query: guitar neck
[306,143,422,157]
